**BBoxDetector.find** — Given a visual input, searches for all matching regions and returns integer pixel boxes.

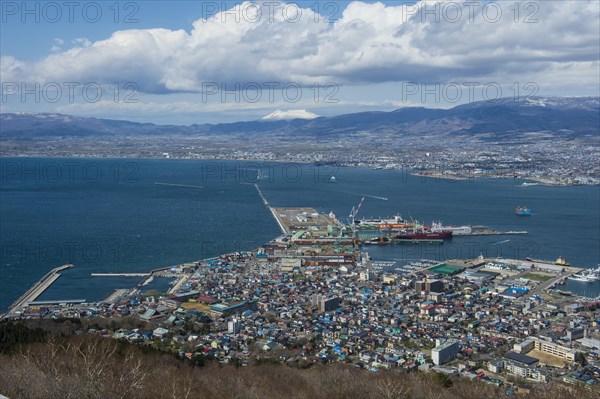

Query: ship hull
[395,231,453,240]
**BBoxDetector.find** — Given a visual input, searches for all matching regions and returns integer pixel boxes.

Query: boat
[555,289,574,296]
[588,265,600,280]
[354,215,409,230]
[568,273,593,282]
[140,276,154,286]
[569,265,600,282]
[555,256,570,266]
[395,228,453,240]
[431,222,472,235]
[515,207,532,216]
[329,176,337,183]
[363,236,391,245]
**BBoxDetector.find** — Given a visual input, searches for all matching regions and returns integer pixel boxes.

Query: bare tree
[376,375,410,399]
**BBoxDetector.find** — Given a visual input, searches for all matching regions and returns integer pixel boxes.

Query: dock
[4,263,73,317]
[29,299,86,305]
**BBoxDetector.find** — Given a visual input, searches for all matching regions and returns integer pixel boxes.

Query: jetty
[168,274,190,295]
[91,273,150,277]
[29,299,86,305]
[464,230,528,236]
[4,263,73,317]
[154,182,203,189]
[254,184,289,234]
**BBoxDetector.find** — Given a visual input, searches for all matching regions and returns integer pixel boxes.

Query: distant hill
[1,97,598,142]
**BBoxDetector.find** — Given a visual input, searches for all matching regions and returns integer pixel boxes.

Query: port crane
[348,196,365,240]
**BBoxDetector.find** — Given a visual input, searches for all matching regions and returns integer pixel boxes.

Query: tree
[376,375,410,399]
[575,351,588,367]
[434,372,453,388]
[0,322,47,354]
[189,353,208,367]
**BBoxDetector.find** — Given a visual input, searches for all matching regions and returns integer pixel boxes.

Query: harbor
[3,187,599,394]
[3,186,594,319]
[266,202,527,247]
[4,263,74,317]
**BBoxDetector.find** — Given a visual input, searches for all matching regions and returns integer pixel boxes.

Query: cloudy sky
[1,1,599,124]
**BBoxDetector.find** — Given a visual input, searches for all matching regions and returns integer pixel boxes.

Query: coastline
[1,155,598,186]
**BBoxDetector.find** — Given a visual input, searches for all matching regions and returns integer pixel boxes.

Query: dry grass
[527,349,570,368]
[181,302,212,312]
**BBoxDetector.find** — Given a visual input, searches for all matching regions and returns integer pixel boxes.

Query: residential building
[431,339,459,365]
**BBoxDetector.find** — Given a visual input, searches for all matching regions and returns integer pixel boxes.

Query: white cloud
[50,38,64,53]
[1,1,599,96]
[72,38,92,47]
[262,109,319,120]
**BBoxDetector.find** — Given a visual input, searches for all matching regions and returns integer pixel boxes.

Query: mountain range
[1,97,598,143]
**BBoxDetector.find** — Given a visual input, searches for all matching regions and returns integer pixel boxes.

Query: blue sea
[1,158,599,310]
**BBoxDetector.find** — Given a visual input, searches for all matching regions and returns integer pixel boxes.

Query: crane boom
[354,197,365,218]
[349,196,366,235]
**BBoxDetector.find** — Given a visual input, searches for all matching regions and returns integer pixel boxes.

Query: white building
[228,319,242,334]
[513,339,535,354]
[505,361,549,382]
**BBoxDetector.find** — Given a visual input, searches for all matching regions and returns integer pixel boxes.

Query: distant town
[2,134,599,186]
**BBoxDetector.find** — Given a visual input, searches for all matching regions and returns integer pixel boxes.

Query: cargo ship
[395,228,453,240]
[555,256,569,266]
[354,215,410,230]
[431,222,472,235]
[515,207,532,216]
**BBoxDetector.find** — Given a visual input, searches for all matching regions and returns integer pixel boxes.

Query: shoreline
[1,155,597,186]
[4,194,598,317]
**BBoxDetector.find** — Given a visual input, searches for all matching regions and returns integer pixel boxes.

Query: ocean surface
[1,157,599,310]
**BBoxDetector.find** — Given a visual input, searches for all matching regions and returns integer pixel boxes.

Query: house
[153,327,169,339]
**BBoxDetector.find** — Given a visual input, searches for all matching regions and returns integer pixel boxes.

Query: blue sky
[1,1,599,124]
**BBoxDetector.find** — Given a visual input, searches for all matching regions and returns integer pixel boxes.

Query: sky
[1,0,599,124]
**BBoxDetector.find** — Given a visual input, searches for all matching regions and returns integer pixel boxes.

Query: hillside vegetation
[0,322,596,399]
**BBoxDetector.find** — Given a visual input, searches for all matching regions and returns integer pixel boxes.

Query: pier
[168,274,190,294]
[103,289,130,304]
[397,239,443,244]
[4,264,73,317]
[91,273,150,277]
[154,182,203,189]
[254,184,269,207]
[254,184,290,234]
[29,299,86,305]
[464,230,528,236]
